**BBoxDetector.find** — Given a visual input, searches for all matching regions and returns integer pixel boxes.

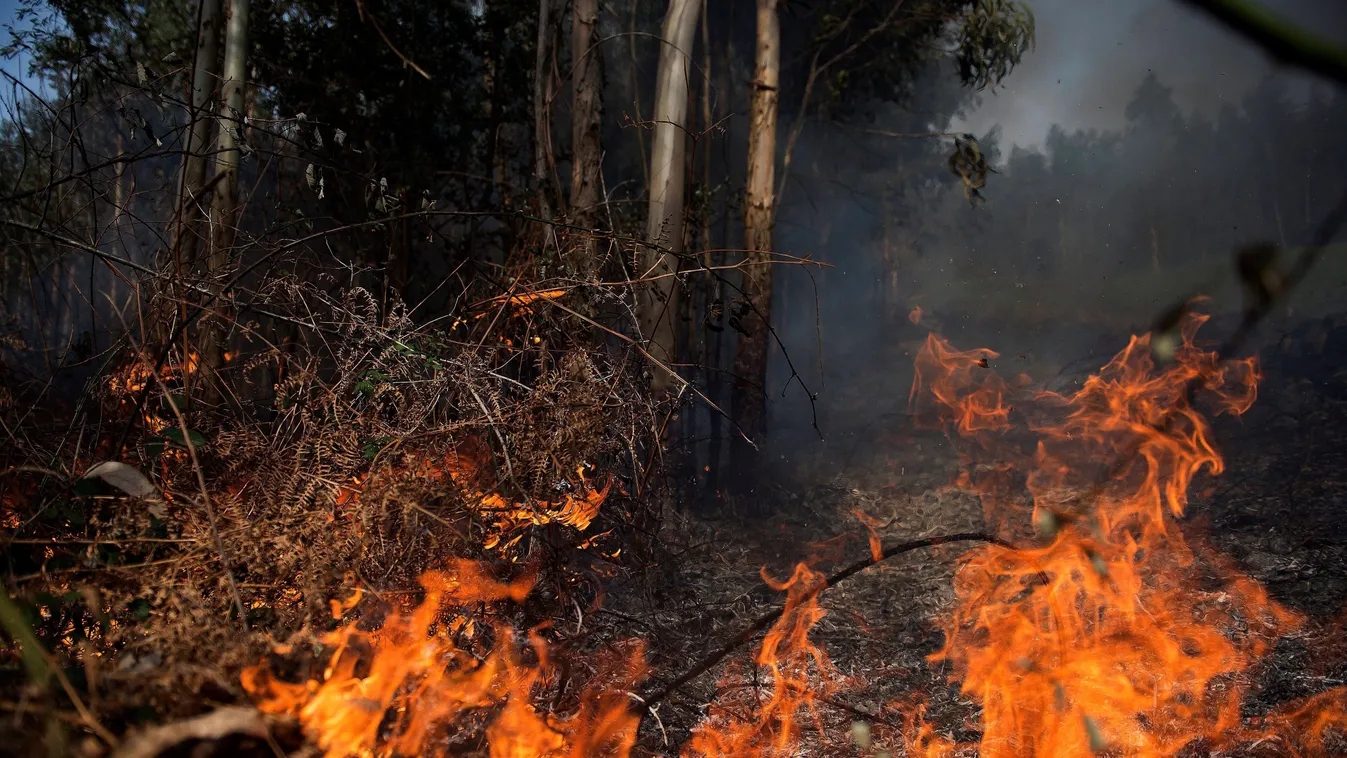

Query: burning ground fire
[333,444,613,553]
[244,311,1347,756]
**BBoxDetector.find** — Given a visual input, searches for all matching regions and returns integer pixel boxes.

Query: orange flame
[682,563,835,757]
[340,446,612,553]
[243,560,644,758]
[906,312,1347,756]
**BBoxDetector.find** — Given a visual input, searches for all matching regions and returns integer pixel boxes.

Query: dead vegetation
[0,221,676,753]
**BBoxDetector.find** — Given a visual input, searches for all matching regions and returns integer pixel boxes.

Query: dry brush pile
[0,225,673,753]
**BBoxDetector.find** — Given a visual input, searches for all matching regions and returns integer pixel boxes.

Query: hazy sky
[952,0,1347,150]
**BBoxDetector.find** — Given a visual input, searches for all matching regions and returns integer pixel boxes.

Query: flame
[905,311,1347,756]
[340,446,612,552]
[106,349,202,434]
[682,563,835,757]
[243,559,644,758]
[909,305,924,325]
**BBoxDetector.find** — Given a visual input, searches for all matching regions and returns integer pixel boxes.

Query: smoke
[953,0,1347,150]
[765,0,1347,473]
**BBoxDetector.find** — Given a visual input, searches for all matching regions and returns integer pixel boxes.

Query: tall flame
[907,312,1347,756]
[682,563,835,758]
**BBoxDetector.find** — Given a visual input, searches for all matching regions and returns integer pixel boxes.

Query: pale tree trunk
[175,0,222,269]
[533,0,556,217]
[730,0,779,465]
[640,0,701,395]
[203,0,250,404]
[570,0,603,272]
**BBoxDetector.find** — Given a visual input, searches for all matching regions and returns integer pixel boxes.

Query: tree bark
[730,0,780,466]
[640,0,701,395]
[203,0,250,404]
[175,0,222,269]
[533,0,556,217]
[570,0,603,273]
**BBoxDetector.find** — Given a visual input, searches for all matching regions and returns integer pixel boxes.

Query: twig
[1078,186,1347,513]
[1177,0,1347,86]
[354,0,432,80]
[139,355,249,630]
[638,531,1007,716]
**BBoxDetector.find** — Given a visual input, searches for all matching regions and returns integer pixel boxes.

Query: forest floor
[608,312,1347,756]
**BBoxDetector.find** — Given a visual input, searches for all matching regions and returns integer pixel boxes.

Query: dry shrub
[0,229,667,734]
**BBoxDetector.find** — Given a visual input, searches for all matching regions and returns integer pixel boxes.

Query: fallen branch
[638,531,1010,718]
[111,706,269,758]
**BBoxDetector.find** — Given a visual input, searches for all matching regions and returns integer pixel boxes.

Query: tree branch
[1178,0,1347,86]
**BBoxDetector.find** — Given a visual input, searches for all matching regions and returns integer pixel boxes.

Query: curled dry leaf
[82,461,163,511]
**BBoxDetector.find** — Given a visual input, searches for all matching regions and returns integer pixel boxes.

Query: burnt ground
[607,315,1347,756]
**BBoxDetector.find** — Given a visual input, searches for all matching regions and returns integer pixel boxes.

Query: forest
[1,0,1346,755]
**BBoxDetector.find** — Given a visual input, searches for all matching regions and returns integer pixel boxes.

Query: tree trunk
[730,0,779,468]
[640,0,701,395]
[175,0,222,269]
[533,0,556,217]
[569,0,602,217]
[704,25,733,496]
[203,0,250,404]
[570,0,604,272]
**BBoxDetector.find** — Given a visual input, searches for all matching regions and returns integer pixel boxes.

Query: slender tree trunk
[705,27,732,496]
[692,0,713,484]
[641,0,701,395]
[533,0,557,217]
[730,0,779,468]
[570,0,604,272]
[203,0,250,404]
[175,0,222,268]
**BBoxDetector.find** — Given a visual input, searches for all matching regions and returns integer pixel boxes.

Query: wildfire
[243,560,644,758]
[682,563,836,758]
[906,311,1347,756]
[244,310,1347,757]
[106,349,202,434]
[338,445,612,553]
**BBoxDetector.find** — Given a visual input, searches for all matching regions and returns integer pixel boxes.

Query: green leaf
[0,592,52,688]
[161,427,207,449]
[129,598,151,621]
[361,436,392,460]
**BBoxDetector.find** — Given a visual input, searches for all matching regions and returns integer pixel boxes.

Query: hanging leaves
[956,0,1036,92]
[947,134,995,203]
